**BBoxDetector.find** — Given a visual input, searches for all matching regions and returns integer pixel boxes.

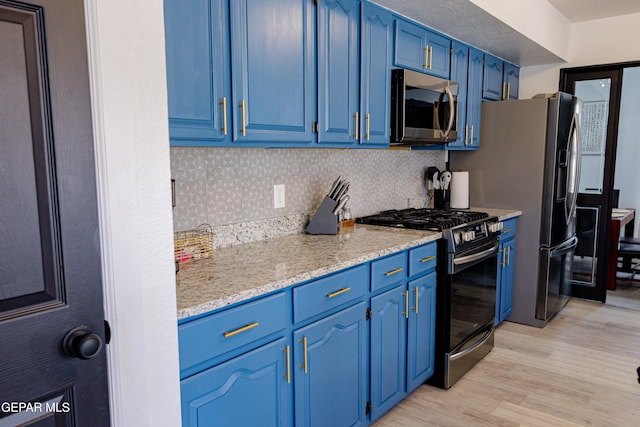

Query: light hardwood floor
[374,299,640,426]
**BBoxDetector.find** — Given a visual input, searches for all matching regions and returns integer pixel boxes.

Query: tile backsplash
[171,147,445,234]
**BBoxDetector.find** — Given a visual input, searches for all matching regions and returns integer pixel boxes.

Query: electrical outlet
[274,184,285,209]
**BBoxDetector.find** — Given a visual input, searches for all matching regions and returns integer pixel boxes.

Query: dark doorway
[0,0,110,424]
[560,65,625,302]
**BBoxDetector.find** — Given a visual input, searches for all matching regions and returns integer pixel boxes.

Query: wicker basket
[174,224,214,264]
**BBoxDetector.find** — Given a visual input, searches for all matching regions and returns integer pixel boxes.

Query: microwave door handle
[443,86,455,138]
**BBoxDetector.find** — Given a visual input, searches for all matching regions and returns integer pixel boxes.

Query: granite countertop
[175,208,522,321]
[176,224,441,320]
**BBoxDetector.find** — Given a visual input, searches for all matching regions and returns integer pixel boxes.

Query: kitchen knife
[333,195,350,215]
[328,176,342,199]
[331,181,346,200]
[335,182,350,200]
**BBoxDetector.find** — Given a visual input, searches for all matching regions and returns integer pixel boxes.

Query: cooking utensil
[432,171,440,190]
[440,170,452,190]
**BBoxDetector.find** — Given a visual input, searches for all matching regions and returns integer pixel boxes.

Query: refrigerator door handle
[550,236,579,257]
[565,111,582,225]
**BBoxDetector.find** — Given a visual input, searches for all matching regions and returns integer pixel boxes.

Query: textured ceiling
[373,0,564,67]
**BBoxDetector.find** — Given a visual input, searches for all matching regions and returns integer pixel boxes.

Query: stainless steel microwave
[391,69,459,146]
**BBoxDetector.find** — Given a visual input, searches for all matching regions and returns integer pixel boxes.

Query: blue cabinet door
[164,0,230,146]
[448,42,468,149]
[317,0,360,145]
[466,47,484,148]
[504,62,520,100]
[394,19,450,79]
[294,302,367,427]
[360,2,393,146]
[230,0,315,144]
[406,272,436,393]
[370,285,407,421]
[180,337,292,427]
[482,53,504,101]
[500,239,515,322]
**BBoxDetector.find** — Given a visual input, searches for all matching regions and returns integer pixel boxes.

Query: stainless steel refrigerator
[450,92,581,327]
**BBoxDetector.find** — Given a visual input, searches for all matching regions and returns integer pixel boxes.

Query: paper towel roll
[450,171,469,209]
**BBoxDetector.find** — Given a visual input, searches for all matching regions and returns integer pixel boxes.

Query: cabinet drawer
[293,265,369,323]
[178,292,287,373]
[409,243,437,277]
[371,251,408,291]
[500,218,517,242]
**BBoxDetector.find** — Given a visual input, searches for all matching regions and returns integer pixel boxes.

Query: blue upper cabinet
[230,0,316,145]
[164,0,231,146]
[360,2,393,146]
[448,42,468,150]
[317,0,360,145]
[482,53,504,101]
[394,18,450,79]
[448,44,482,150]
[504,62,520,99]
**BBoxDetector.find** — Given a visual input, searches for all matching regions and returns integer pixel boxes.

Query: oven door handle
[449,324,494,362]
[442,85,455,139]
[452,243,499,266]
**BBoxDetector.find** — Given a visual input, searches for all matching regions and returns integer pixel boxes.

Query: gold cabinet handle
[502,228,512,234]
[499,249,505,267]
[470,125,474,144]
[365,113,370,140]
[507,83,511,99]
[429,46,433,70]
[507,245,511,266]
[353,112,359,140]
[412,286,419,313]
[384,267,404,277]
[283,345,291,384]
[464,124,469,145]
[502,82,506,100]
[300,336,308,373]
[223,322,259,338]
[402,291,409,319]
[240,99,247,136]
[220,97,228,135]
[423,46,429,68]
[420,255,436,263]
[327,287,351,298]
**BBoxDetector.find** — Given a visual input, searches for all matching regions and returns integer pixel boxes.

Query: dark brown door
[560,67,623,302]
[0,0,110,425]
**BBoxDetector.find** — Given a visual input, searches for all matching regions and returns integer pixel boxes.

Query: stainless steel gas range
[357,208,503,388]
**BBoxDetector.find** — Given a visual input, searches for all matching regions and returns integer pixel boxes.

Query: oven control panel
[445,218,501,253]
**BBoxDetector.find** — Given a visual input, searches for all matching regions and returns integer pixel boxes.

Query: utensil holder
[434,189,450,210]
[306,197,339,235]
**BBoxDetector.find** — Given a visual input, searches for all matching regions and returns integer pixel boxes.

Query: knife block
[306,197,339,235]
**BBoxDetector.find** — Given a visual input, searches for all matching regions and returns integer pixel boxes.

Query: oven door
[444,240,499,388]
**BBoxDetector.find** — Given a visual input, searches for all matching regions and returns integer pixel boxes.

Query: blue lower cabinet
[370,285,407,420]
[293,302,368,427]
[180,337,292,427]
[370,272,436,421]
[406,273,436,392]
[496,219,517,325]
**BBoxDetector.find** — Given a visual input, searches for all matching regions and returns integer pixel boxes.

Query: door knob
[62,326,103,359]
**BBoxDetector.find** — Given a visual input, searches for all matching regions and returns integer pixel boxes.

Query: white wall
[615,67,640,235]
[520,12,640,98]
[86,0,181,425]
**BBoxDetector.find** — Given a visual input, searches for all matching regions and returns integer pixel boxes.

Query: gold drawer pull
[384,267,404,277]
[502,228,512,233]
[420,256,436,263]
[223,322,259,338]
[327,287,351,298]
[283,345,291,384]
